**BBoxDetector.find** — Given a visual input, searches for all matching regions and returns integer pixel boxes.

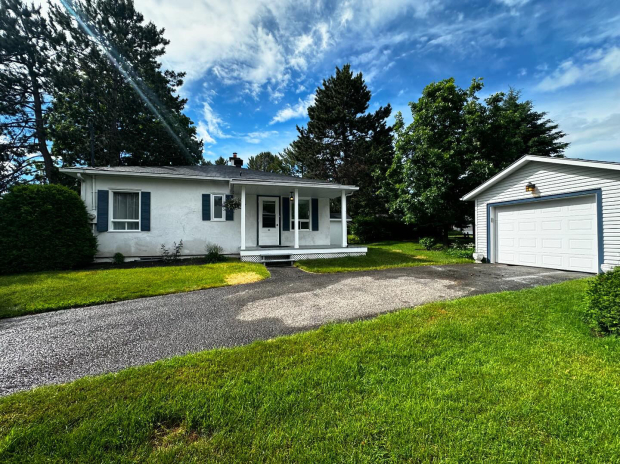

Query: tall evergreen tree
[388,78,568,239]
[247,151,288,173]
[48,0,202,167]
[0,0,62,183]
[278,147,306,177]
[214,156,227,165]
[287,64,394,215]
[0,128,33,194]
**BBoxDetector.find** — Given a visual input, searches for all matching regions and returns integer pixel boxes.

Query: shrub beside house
[0,185,97,274]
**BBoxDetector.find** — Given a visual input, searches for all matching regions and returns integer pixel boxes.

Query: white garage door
[495,195,598,273]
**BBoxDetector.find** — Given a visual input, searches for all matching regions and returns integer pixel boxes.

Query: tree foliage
[286,65,394,215]
[387,78,568,238]
[0,0,62,182]
[48,0,202,168]
[247,151,289,173]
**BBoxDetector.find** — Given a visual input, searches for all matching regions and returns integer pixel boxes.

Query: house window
[291,199,310,230]
[112,191,140,231]
[212,194,225,221]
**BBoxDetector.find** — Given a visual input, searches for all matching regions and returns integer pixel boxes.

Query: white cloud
[195,92,231,144]
[243,130,279,144]
[132,0,440,99]
[535,85,620,161]
[494,0,530,7]
[577,15,620,44]
[270,94,316,124]
[536,47,620,92]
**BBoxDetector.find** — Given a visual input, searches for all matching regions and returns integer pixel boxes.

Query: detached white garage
[462,156,620,274]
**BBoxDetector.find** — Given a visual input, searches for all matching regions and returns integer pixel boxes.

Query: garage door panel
[518,238,537,247]
[569,257,595,271]
[542,255,563,267]
[569,219,594,231]
[541,238,562,249]
[518,221,537,231]
[495,195,597,273]
[542,220,562,230]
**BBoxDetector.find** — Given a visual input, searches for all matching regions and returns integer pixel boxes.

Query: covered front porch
[230,178,367,262]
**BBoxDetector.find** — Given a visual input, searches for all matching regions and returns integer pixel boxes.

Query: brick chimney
[229,152,243,168]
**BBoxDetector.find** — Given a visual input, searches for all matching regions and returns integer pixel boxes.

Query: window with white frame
[212,194,225,221]
[112,191,140,230]
[291,199,310,230]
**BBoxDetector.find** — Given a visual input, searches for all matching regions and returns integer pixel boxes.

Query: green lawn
[3,279,620,462]
[296,240,473,273]
[0,261,270,319]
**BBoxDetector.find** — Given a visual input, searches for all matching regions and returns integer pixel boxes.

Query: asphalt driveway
[0,264,589,396]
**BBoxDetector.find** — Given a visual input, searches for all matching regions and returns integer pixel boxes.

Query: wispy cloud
[270,94,316,124]
[536,47,620,91]
[243,130,279,144]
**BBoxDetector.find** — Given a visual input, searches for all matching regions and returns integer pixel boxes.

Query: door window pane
[263,201,276,228]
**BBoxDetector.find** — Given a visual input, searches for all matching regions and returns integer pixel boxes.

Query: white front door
[258,197,280,246]
[495,194,598,273]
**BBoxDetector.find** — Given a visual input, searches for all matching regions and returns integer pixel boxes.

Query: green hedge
[350,216,418,243]
[584,267,620,336]
[0,184,97,274]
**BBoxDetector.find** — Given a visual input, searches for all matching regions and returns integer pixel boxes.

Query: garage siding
[474,162,620,271]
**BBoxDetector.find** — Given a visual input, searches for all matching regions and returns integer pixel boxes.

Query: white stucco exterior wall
[80,175,333,259]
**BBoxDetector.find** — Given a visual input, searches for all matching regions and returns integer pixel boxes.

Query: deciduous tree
[388,78,568,240]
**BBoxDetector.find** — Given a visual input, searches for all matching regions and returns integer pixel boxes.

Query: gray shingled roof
[63,165,330,184]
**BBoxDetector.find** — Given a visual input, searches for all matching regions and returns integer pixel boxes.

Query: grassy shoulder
[0,261,270,319]
[296,240,473,273]
[3,279,620,462]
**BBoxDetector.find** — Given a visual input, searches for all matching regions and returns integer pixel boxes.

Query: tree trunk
[28,65,54,183]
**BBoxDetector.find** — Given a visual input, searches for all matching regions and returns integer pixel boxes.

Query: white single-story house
[462,155,620,274]
[60,161,367,263]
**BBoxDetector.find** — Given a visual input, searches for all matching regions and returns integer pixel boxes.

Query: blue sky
[83,0,620,162]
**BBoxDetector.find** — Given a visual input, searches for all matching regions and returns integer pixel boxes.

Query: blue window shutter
[202,194,211,221]
[282,197,290,231]
[311,198,319,231]
[141,192,151,231]
[97,190,109,232]
[225,194,234,221]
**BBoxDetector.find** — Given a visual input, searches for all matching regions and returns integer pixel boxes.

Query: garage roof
[461,155,620,201]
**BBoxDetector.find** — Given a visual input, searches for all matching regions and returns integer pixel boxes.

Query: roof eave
[230,178,358,190]
[59,167,357,189]
[59,167,232,182]
[461,155,620,201]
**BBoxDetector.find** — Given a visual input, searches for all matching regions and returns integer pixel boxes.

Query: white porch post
[294,188,299,248]
[240,185,246,251]
[341,190,347,248]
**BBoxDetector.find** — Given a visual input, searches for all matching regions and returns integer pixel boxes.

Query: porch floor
[239,245,368,263]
